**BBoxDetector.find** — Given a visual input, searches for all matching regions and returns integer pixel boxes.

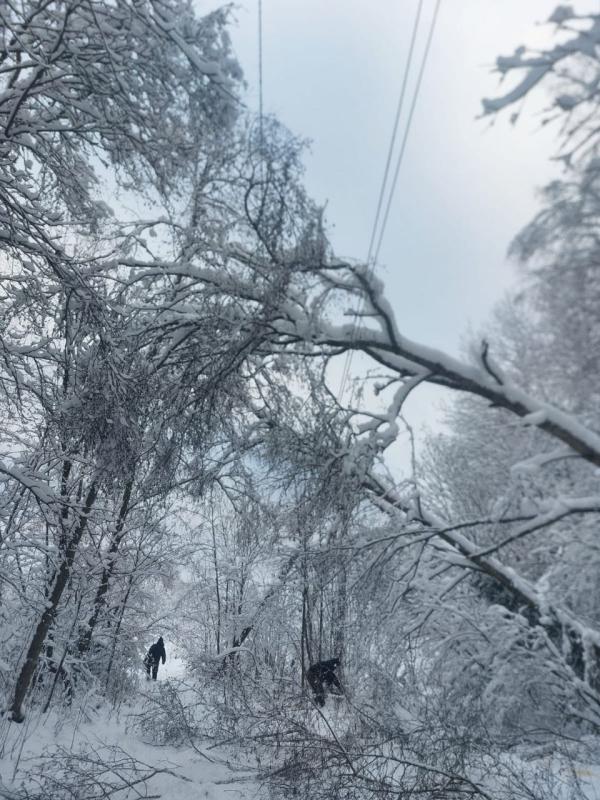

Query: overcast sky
[215,1,594,469]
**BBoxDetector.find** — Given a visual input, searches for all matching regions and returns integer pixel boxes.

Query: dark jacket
[307,658,341,688]
[148,637,166,664]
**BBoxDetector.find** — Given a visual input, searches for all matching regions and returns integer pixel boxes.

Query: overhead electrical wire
[255,1,442,406]
[258,0,264,149]
[338,0,425,399]
[365,0,425,267]
[338,0,442,400]
[372,0,442,266]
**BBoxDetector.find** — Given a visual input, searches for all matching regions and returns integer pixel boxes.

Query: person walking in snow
[144,636,166,680]
[306,657,343,707]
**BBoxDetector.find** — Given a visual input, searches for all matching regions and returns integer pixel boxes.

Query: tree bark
[105,572,135,693]
[210,503,222,654]
[7,482,97,722]
[77,479,133,657]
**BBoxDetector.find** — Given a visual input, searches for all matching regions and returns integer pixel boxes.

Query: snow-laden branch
[480,6,600,163]
[270,264,600,469]
[363,471,600,704]
[124,251,600,470]
[472,496,600,558]
[482,8,600,116]
[0,461,60,507]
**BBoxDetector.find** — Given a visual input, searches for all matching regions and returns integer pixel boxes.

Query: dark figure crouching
[307,658,342,707]
[144,636,166,680]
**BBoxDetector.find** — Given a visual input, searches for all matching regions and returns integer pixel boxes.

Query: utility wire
[258,0,264,149]
[372,0,442,265]
[338,0,424,399]
[366,0,425,266]
[338,0,442,400]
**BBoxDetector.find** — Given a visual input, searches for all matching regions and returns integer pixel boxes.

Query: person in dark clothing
[306,658,342,707]
[144,636,166,680]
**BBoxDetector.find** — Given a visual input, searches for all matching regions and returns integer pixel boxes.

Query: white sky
[212,1,595,471]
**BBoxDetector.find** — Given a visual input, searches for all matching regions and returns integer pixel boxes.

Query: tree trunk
[318,588,324,663]
[77,479,133,657]
[300,587,307,688]
[302,585,314,668]
[105,573,135,693]
[333,564,347,659]
[210,504,222,654]
[42,593,83,714]
[7,482,97,722]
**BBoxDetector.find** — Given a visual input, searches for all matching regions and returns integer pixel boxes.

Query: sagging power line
[338,0,442,400]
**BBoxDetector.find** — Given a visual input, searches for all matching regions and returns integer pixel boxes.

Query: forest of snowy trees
[1,2,600,798]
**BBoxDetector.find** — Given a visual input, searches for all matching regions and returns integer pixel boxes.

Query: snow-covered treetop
[482,5,600,162]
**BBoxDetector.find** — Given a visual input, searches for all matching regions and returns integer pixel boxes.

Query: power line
[258,0,264,149]
[365,0,425,266]
[338,0,442,400]
[372,0,442,265]
[338,0,425,400]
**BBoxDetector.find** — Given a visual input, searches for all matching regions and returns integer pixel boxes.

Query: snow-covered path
[0,686,261,800]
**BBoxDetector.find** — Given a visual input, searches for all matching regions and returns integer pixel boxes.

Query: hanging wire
[258,0,264,151]
[366,0,425,267]
[338,0,442,400]
[338,0,425,399]
[372,0,442,265]
[338,0,425,400]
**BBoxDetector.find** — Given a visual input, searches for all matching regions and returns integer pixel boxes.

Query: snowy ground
[161,652,187,681]
[2,678,600,799]
[0,683,262,800]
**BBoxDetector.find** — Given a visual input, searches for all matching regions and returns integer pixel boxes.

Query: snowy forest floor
[3,674,600,800]
[0,680,262,800]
